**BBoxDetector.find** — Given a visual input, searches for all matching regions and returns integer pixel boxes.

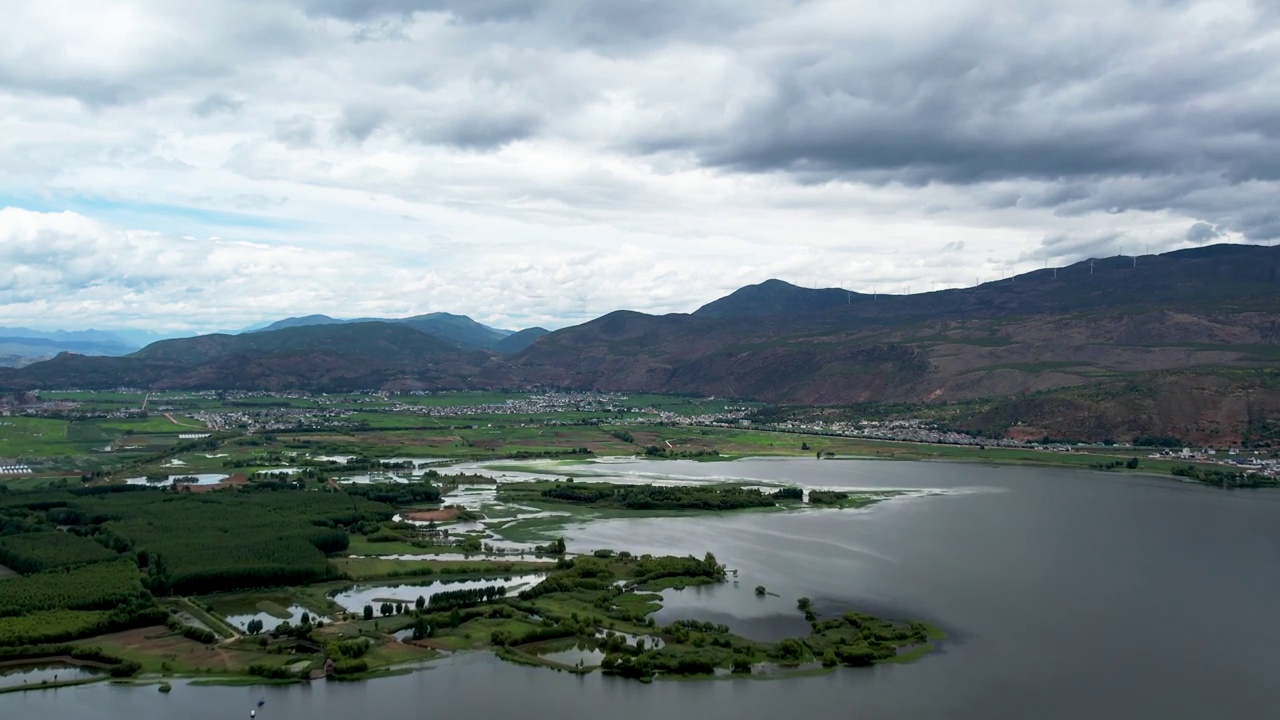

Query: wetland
[2,391,1278,718]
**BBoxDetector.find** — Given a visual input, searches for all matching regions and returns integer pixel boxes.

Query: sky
[1,0,1278,334]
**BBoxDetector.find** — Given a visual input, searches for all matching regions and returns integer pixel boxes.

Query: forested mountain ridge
[2,243,1278,442]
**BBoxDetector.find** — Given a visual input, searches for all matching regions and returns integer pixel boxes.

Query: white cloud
[0,0,1275,334]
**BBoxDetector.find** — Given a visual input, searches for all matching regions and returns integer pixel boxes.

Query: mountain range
[0,314,549,368]
[0,328,167,368]
[2,243,1278,444]
[249,312,548,353]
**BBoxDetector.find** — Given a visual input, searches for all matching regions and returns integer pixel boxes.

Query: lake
[7,458,1280,719]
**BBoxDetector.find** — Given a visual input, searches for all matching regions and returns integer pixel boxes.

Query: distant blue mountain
[250,312,534,352]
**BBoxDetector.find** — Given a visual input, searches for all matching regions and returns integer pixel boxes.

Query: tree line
[538,482,800,511]
[426,585,508,612]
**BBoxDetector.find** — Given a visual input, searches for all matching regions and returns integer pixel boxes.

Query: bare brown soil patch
[630,431,662,446]
[89,626,269,673]
[352,432,460,448]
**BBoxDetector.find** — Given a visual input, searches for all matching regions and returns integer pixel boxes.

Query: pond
[0,664,103,689]
[222,606,325,633]
[537,640,607,667]
[595,629,665,650]
[338,473,412,484]
[124,474,228,487]
[207,594,328,632]
[349,553,542,562]
[330,574,547,613]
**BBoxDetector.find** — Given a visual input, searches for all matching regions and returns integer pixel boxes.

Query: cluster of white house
[0,465,33,475]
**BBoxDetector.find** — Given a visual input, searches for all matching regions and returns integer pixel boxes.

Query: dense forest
[0,560,148,616]
[0,484,394,597]
[0,531,119,573]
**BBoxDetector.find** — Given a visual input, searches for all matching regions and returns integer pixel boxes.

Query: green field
[5,388,1236,482]
[0,418,72,456]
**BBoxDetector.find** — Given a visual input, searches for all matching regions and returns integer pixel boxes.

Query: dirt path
[163,413,203,429]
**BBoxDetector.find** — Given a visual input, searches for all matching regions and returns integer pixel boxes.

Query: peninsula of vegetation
[0,467,938,692]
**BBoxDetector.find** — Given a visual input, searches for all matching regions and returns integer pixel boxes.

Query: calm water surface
[8,458,1280,719]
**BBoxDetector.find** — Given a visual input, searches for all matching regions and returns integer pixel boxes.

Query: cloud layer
[0,0,1275,332]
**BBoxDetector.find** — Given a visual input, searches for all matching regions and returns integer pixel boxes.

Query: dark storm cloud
[619,2,1280,241]
[683,45,1275,184]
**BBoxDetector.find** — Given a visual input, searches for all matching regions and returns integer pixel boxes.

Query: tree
[775,638,804,661]
[1125,457,1140,469]
[363,604,374,621]
[147,553,172,596]
[381,602,393,617]
[412,617,428,641]
[415,595,426,612]
[300,612,311,626]
[246,618,264,635]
